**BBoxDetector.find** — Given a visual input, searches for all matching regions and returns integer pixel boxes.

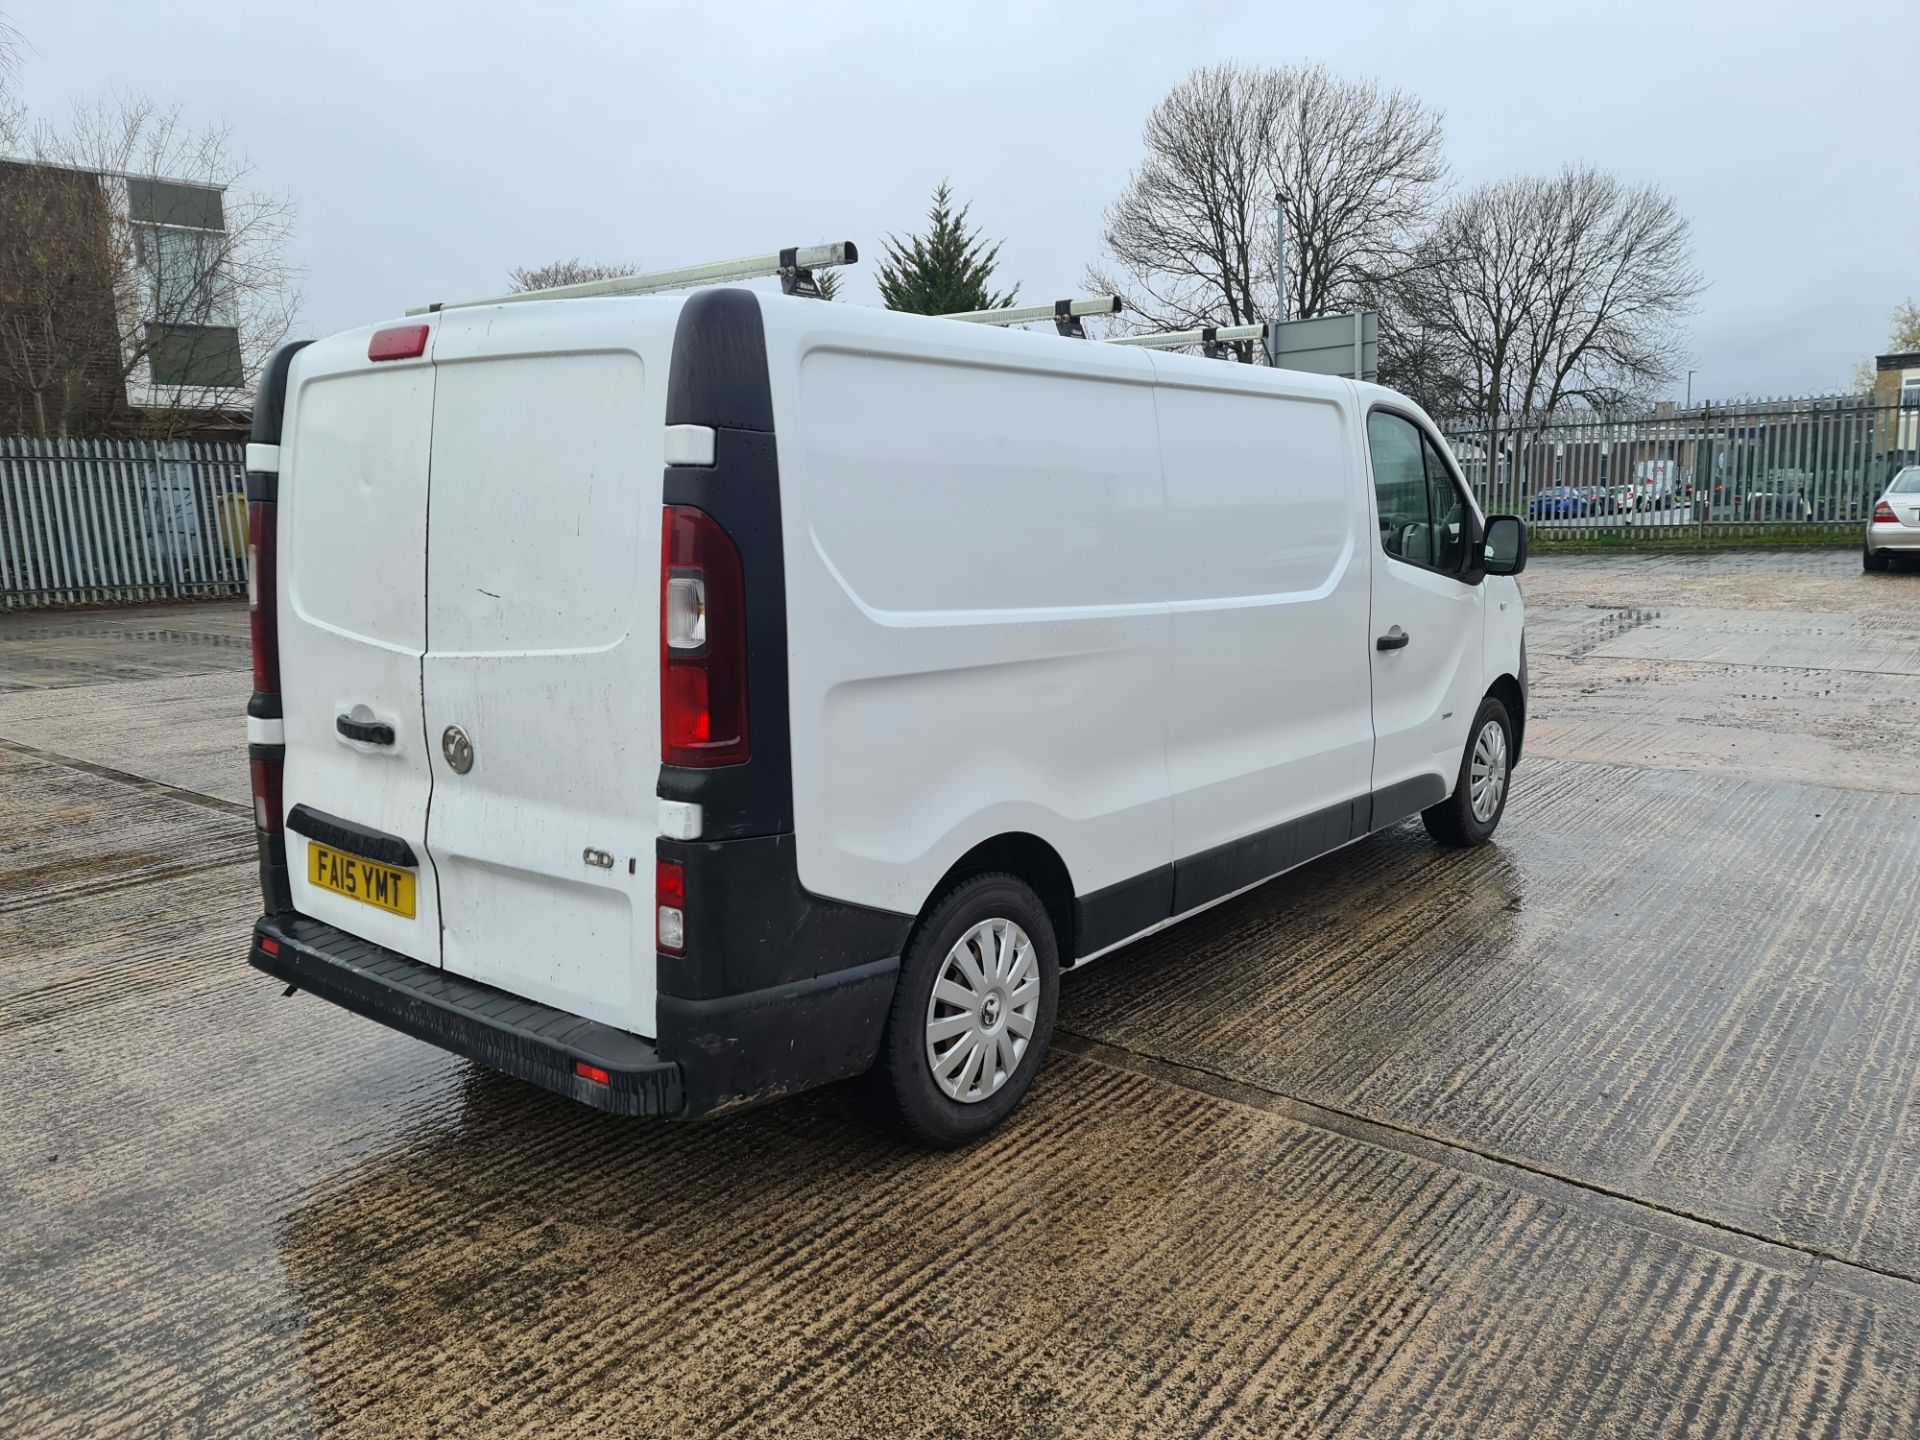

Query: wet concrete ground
[4,552,1919,1437]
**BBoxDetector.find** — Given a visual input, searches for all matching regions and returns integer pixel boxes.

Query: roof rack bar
[409,242,860,315]
[1106,322,1270,351]
[940,296,1124,330]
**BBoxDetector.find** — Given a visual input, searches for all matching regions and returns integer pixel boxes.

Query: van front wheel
[874,872,1059,1147]
[1423,696,1514,848]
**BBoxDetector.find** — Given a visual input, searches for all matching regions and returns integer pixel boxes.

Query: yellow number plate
[308,843,416,919]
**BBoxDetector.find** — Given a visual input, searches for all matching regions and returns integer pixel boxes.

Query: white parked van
[245,287,1529,1145]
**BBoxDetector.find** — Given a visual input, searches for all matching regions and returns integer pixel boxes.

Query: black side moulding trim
[1073,773,1456,960]
[284,804,419,869]
[1076,866,1173,957]
[658,288,794,840]
[1367,774,1449,833]
[1171,796,1362,916]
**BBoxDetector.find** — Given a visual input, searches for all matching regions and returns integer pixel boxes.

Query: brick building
[0,159,248,437]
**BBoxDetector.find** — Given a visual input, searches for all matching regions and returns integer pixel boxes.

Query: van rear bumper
[251,914,684,1117]
[249,911,902,1119]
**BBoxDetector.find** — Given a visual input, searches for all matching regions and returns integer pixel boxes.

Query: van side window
[1368,409,1472,578]
[1366,411,1442,567]
[1421,435,1470,574]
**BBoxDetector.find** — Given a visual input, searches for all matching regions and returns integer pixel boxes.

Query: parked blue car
[1529,486,1591,520]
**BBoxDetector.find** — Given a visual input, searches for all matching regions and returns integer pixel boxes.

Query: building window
[126,177,225,231]
[134,225,236,323]
[145,323,243,388]
[1902,377,1920,410]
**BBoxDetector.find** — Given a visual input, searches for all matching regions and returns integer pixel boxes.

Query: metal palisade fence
[1435,393,1920,539]
[0,437,249,610]
[0,392,1915,610]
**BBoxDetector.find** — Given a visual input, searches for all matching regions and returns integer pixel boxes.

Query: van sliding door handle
[336,714,396,746]
[1376,627,1411,651]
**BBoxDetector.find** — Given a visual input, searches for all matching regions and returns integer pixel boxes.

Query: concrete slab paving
[3,869,1915,1439]
[3,554,1920,1437]
[0,601,250,691]
[1064,758,1920,1274]
[0,601,252,803]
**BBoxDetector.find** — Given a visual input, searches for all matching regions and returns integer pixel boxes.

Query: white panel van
[245,288,1529,1145]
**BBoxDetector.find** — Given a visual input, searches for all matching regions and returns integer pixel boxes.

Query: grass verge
[1529,523,1858,553]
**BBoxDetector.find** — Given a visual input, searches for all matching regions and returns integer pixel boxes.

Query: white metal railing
[0,436,248,609]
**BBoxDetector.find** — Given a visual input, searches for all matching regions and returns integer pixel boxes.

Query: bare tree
[0,92,300,435]
[1087,65,1279,356]
[1088,63,1446,358]
[507,257,639,294]
[0,14,23,151]
[1270,65,1447,321]
[1393,166,1701,419]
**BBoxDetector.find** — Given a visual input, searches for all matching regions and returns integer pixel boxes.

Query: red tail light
[661,506,749,766]
[656,859,686,954]
[247,502,279,694]
[250,754,284,834]
[1874,501,1898,523]
[574,1061,611,1086]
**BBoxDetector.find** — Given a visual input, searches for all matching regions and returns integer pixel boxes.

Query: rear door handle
[1376,626,1410,651]
[336,714,396,746]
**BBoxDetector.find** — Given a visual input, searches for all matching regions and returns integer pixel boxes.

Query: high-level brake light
[368,325,430,361]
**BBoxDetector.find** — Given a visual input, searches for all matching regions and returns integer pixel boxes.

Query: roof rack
[409,242,860,316]
[1107,322,1269,360]
[940,296,1124,338]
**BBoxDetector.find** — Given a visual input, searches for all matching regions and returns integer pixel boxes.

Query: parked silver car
[1864,466,1920,571]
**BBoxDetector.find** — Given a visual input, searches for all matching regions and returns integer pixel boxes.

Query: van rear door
[420,303,673,1037]
[278,325,443,962]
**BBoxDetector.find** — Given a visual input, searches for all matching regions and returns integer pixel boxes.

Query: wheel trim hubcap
[1469,719,1508,823]
[925,917,1039,1104]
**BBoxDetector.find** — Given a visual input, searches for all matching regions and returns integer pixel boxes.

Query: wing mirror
[1483,514,1528,576]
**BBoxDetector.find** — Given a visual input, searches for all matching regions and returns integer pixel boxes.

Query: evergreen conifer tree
[876,182,1017,314]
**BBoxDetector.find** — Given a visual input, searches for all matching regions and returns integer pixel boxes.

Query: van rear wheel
[1423,695,1513,848]
[874,872,1059,1147]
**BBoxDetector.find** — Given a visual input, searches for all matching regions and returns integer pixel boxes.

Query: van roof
[353,288,1381,410]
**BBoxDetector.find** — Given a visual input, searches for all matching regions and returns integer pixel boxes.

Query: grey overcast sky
[11,0,1917,401]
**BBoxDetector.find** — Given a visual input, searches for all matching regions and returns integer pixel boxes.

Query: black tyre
[873,872,1059,1147]
[1422,695,1514,848]
[1864,545,1889,572]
